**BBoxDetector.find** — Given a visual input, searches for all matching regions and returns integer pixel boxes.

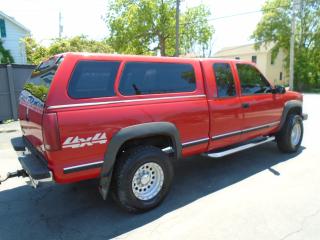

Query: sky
[0,0,266,54]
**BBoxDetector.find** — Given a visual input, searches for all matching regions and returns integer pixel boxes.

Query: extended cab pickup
[12,53,307,212]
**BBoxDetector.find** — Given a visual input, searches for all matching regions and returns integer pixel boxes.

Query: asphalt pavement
[0,94,319,240]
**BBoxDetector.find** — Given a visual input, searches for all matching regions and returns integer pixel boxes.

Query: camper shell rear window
[22,56,64,103]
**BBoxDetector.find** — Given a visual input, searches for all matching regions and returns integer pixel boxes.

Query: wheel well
[117,135,175,159]
[278,106,302,131]
[287,106,302,117]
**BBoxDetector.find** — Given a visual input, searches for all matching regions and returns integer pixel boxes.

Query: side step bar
[203,136,275,158]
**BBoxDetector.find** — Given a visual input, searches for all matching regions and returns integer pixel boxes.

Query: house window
[280,72,283,81]
[235,57,240,60]
[252,55,257,63]
[271,58,274,65]
[0,19,6,38]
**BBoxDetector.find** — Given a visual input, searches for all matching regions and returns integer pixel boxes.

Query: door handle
[242,103,250,109]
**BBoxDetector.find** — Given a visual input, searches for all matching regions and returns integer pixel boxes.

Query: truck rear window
[119,62,196,95]
[68,61,120,99]
[22,56,63,103]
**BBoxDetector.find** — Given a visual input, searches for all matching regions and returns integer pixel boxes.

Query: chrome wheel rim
[291,122,301,146]
[132,162,164,201]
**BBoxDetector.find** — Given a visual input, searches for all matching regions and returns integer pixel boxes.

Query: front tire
[112,145,174,213]
[276,114,303,153]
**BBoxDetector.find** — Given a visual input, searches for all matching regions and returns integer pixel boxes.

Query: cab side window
[119,62,196,95]
[213,63,236,97]
[237,64,272,95]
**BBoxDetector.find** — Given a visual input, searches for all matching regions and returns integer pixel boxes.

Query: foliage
[105,0,214,56]
[0,39,14,63]
[251,0,320,91]
[23,36,114,65]
[180,5,214,56]
[46,36,114,56]
[24,82,48,102]
[23,37,48,65]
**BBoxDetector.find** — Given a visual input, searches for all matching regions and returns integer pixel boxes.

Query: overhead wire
[180,2,302,27]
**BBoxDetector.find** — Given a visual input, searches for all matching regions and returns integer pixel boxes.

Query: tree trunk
[159,35,166,56]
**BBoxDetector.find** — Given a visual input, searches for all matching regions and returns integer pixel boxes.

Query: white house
[0,11,30,64]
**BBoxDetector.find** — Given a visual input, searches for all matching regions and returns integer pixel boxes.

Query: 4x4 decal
[62,133,107,149]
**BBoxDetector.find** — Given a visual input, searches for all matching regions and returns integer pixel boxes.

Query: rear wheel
[112,145,174,213]
[276,114,303,153]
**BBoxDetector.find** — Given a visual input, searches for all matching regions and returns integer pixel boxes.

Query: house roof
[214,42,275,57]
[0,11,30,33]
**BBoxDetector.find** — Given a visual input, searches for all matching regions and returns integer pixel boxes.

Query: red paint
[18,53,303,184]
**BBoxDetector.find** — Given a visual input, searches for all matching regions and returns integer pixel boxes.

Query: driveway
[0,94,319,240]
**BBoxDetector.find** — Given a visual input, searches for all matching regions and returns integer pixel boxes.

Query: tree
[46,36,114,56]
[180,5,214,57]
[0,39,14,63]
[105,0,214,56]
[251,0,320,91]
[23,36,114,65]
[23,37,48,65]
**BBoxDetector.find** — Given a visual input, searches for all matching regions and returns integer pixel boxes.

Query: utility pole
[175,0,180,57]
[289,0,299,90]
[59,11,63,38]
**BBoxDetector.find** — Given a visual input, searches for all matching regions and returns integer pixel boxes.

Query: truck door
[202,60,244,150]
[234,63,282,142]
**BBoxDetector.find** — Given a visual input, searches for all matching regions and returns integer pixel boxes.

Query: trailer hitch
[0,169,28,185]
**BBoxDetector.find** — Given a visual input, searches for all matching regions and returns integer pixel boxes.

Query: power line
[208,10,262,21]
[180,2,302,27]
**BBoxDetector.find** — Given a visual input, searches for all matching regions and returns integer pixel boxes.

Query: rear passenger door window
[237,64,272,95]
[213,63,236,97]
[119,62,196,95]
[68,61,120,99]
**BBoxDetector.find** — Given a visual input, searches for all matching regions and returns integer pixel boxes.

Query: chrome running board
[203,136,275,158]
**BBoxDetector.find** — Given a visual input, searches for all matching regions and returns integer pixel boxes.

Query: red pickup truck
[10,53,308,212]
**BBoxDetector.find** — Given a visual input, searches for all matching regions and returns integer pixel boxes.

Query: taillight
[42,113,61,151]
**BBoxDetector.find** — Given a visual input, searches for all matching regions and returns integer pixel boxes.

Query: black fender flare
[279,100,302,130]
[99,122,181,200]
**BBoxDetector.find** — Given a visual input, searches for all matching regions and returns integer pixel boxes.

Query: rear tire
[112,145,174,213]
[276,114,303,153]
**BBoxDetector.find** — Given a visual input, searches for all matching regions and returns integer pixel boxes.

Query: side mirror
[272,85,286,94]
